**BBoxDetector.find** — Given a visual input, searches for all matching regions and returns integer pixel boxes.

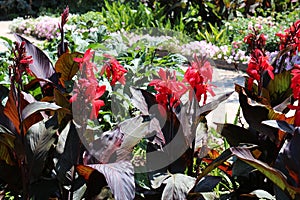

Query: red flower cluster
[71,49,106,119]
[149,68,187,109]
[244,32,267,51]
[246,49,274,90]
[291,64,300,99]
[101,54,127,86]
[276,19,300,53]
[289,64,300,126]
[184,54,215,104]
[11,41,33,83]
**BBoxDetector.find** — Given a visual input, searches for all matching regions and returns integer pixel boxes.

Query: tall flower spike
[11,41,34,83]
[184,54,215,104]
[149,68,187,109]
[72,49,106,120]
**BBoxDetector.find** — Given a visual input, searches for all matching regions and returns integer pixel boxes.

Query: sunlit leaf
[89,161,135,200]
[154,173,195,200]
[55,52,83,87]
[4,85,28,134]
[264,70,292,107]
[262,120,295,135]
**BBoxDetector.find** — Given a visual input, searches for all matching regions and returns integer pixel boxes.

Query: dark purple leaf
[130,87,149,115]
[194,176,222,192]
[262,120,295,135]
[0,104,17,135]
[55,121,80,184]
[219,123,259,147]
[275,128,300,189]
[89,161,135,200]
[26,120,57,181]
[14,34,55,80]
[22,102,61,120]
[197,91,234,116]
[0,85,9,102]
[236,84,277,141]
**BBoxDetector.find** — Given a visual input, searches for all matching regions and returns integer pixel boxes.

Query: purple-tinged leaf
[218,123,259,147]
[22,102,62,120]
[14,34,55,80]
[26,120,57,181]
[0,104,17,135]
[195,146,300,199]
[249,190,275,200]
[89,161,135,200]
[130,87,149,115]
[194,176,222,192]
[197,91,234,116]
[236,84,277,141]
[262,120,295,135]
[152,173,195,200]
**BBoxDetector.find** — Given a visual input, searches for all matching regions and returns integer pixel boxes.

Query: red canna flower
[246,49,274,90]
[149,68,187,109]
[276,19,300,53]
[74,49,94,69]
[184,54,215,104]
[72,49,106,119]
[10,41,34,83]
[291,64,300,99]
[101,54,127,86]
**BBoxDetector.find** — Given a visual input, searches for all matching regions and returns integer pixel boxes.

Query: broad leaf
[236,84,278,141]
[14,34,55,80]
[130,87,150,115]
[153,173,195,200]
[0,104,17,135]
[264,70,292,107]
[4,85,29,134]
[76,165,108,199]
[275,128,300,196]
[89,161,135,200]
[22,102,63,133]
[262,120,295,135]
[55,121,80,184]
[26,120,57,181]
[196,147,300,199]
[0,85,9,102]
[219,123,259,147]
[231,147,300,199]
[54,52,82,87]
[0,133,16,165]
[197,91,234,116]
[194,176,222,193]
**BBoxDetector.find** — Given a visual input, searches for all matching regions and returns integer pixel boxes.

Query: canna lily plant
[0,6,233,200]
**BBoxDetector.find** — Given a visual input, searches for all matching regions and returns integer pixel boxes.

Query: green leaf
[265,70,292,107]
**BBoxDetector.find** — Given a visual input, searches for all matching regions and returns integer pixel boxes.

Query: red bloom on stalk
[184,54,215,104]
[291,64,300,99]
[246,49,274,90]
[276,19,300,53]
[74,49,94,69]
[11,41,34,83]
[72,49,106,119]
[149,68,187,109]
[288,64,300,126]
[101,54,127,86]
